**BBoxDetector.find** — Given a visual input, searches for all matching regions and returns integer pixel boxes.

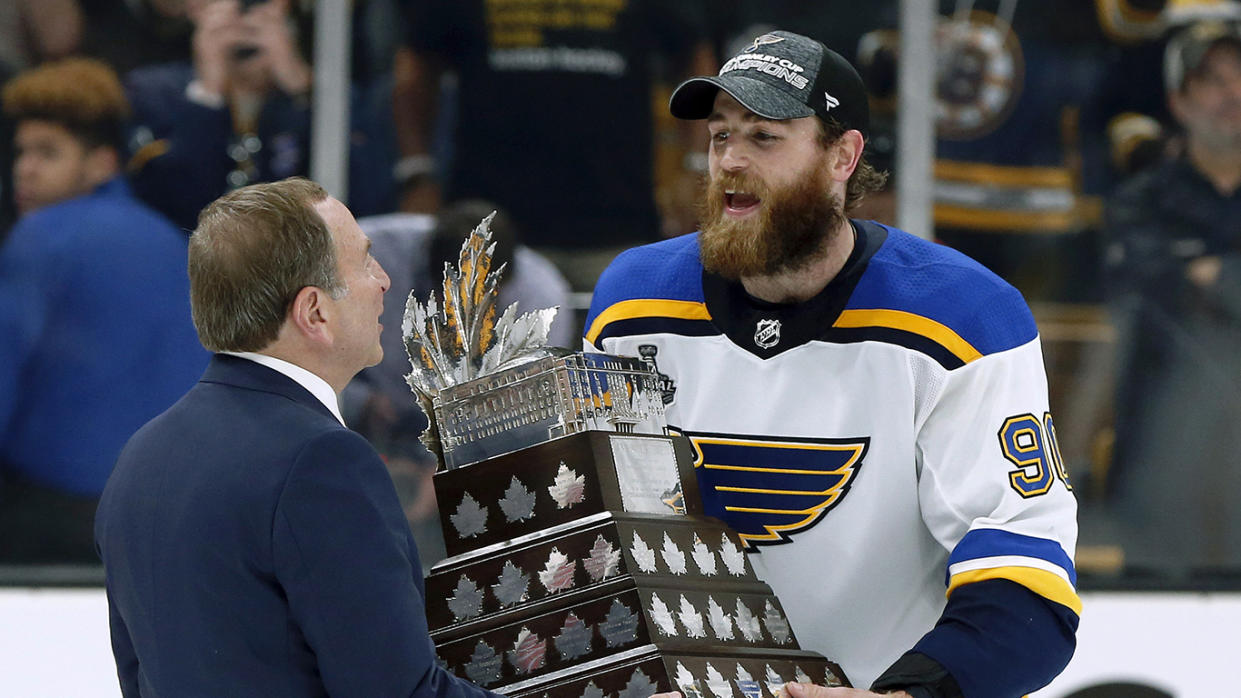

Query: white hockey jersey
[584,221,1079,688]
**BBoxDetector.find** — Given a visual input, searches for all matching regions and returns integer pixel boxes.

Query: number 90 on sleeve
[998,413,1073,498]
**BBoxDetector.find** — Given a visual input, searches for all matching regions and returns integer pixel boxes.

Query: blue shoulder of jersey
[584,234,706,345]
[848,225,1039,359]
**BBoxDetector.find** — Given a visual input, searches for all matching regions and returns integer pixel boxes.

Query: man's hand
[243,0,311,95]
[191,0,244,96]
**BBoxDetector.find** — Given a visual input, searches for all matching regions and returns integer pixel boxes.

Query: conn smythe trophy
[403,215,849,697]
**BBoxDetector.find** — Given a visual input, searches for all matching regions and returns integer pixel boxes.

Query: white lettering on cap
[720,54,810,90]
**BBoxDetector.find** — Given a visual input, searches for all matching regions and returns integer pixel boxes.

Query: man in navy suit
[95,177,501,698]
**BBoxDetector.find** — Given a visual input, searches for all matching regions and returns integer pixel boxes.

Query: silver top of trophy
[401,212,558,403]
[402,213,667,469]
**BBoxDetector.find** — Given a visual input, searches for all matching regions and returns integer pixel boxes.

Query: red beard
[698,160,845,280]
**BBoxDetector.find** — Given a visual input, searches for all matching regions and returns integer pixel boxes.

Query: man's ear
[828,129,865,183]
[287,285,333,345]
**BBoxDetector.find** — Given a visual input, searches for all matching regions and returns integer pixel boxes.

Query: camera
[232,0,271,60]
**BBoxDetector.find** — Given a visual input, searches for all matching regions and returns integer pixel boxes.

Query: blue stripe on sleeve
[948,528,1077,585]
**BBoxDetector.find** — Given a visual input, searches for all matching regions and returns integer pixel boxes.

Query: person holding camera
[123,0,315,231]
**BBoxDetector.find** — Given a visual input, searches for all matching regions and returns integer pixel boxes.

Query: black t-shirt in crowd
[404,0,707,249]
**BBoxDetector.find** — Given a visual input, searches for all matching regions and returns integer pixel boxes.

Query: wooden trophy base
[428,432,851,696]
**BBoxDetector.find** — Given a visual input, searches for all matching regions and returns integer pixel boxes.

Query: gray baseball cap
[1165,20,1241,93]
[669,30,870,138]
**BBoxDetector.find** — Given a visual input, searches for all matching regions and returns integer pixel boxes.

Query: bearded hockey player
[585,31,1079,698]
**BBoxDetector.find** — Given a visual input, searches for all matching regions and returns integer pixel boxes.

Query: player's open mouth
[725,190,761,216]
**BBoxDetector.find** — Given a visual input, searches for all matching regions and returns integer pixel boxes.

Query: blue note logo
[745,34,785,53]
[682,430,869,548]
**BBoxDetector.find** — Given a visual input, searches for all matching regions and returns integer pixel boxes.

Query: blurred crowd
[1,0,1240,583]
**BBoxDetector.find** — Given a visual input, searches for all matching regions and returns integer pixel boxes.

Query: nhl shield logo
[754,319,781,349]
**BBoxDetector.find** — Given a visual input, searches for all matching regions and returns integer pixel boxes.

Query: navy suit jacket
[96,355,500,698]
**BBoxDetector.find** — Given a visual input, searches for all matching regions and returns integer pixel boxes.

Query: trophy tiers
[426,432,849,697]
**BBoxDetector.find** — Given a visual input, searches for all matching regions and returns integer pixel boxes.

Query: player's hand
[649,692,682,698]
[785,682,912,698]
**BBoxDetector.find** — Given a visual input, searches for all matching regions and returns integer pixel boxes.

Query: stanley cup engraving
[402,215,849,696]
[433,352,670,469]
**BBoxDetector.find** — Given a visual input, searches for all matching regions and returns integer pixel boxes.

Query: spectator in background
[124,0,315,231]
[125,0,396,230]
[1104,19,1241,577]
[0,58,209,563]
[391,0,716,292]
[347,200,573,568]
[0,0,83,236]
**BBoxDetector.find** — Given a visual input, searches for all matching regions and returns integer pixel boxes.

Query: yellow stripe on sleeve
[584,299,711,345]
[833,308,984,364]
[948,567,1083,616]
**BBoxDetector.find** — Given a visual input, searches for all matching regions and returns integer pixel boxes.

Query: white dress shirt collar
[222,352,346,426]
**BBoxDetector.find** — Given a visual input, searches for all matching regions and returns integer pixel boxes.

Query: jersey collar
[701,219,887,358]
